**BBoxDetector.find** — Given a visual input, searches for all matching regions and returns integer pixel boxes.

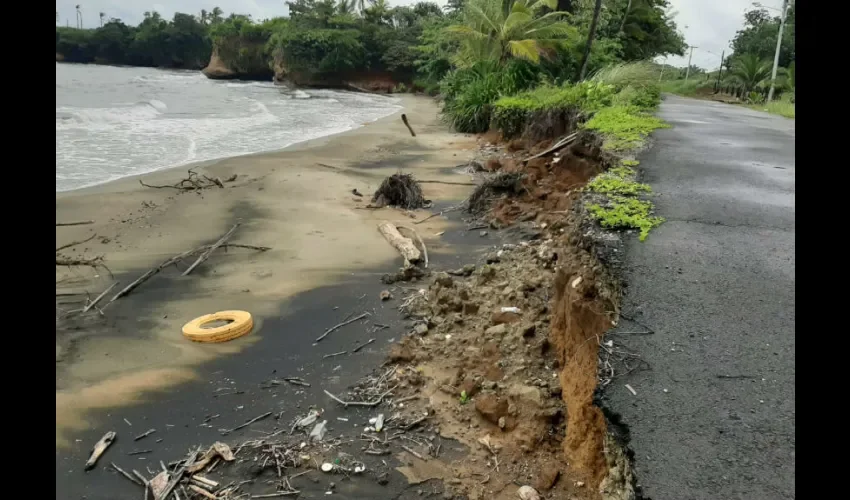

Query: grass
[659,79,714,97]
[747,98,795,119]
[585,159,664,241]
[582,106,670,151]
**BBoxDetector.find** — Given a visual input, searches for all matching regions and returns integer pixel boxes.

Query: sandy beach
[55,94,478,447]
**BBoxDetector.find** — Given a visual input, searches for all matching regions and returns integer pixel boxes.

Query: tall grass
[588,61,658,89]
[748,97,795,119]
[659,79,713,96]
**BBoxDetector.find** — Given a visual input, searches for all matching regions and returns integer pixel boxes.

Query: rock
[535,465,561,491]
[480,230,488,237]
[463,302,480,315]
[475,394,508,425]
[414,323,429,335]
[485,324,507,336]
[380,290,393,301]
[460,379,481,398]
[486,253,501,264]
[389,344,415,362]
[434,272,454,288]
[498,416,506,429]
[517,486,541,500]
[482,380,497,390]
[491,311,522,325]
[549,378,562,397]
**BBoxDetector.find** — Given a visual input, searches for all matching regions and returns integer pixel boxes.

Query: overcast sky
[57,0,775,70]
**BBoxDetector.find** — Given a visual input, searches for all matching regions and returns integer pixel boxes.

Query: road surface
[606,95,795,499]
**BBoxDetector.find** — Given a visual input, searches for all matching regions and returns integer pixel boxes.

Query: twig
[188,485,217,499]
[396,225,428,269]
[522,132,579,162]
[157,449,199,500]
[220,411,272,435]
[418,180,476,186]
[251,492,301,498]
[182,223,241,276]
[111,462,143,486]
[323,385,397,407]
[83,282,119,313]
[132,469,149,486]
[401,445,426,461]
[315,312,371,343]
[716,374,755,379]
[413,202,465,225]
[56,220,94,226]
[403,415,429,430]
[134,428,156,441]
[323,351,347,359]
[401,113,416,137]
[128,449,153,456]
[352,338,375,353]
[625,384,637,396]
[56,233,97,253]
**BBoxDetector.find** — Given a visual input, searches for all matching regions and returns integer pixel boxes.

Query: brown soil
[381,133,632,498]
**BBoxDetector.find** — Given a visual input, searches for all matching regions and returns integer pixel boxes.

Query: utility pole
[767,0,790,101]
[684,45,697,81]
[715,49,725,93]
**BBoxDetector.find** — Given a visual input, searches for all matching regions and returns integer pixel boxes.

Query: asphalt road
[605,96,795,499]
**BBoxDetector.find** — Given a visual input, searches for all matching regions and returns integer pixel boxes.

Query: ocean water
[55,63,402,192]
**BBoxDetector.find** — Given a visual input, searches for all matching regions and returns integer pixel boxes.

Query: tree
[727,53,772,94]
[76,5,82,29]
[99,12,105,27]
[731,6,794,68]
[210,7,224,25]
[446,0,576,66]
[578,0,602,79]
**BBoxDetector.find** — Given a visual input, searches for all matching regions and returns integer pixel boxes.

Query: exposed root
[466,172,526,216]
[371,173,429,209]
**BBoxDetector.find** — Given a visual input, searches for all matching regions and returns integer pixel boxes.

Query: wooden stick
[220,411,272,435]
[323,351,347,359]
[83,282,119,313]
[111,462,143,486]
[522,132,579,162]
[56,233,97,253]
[251,492,301,498]
[401,445,427,461]
[396,225,428,269]
[134,428,156,441]
[56,220,94,226]
[315,312,371,343]
[85,431,116,471]
[352,338,375,353]
[157,449,199,500]
[132,469,149,486]
[323,385,397,407]
[418,180,476,186]
[182,223,240,276]
[188,485,217,499]
[401,114,416,137]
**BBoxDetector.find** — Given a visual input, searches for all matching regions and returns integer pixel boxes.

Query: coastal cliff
[201,42,273,81]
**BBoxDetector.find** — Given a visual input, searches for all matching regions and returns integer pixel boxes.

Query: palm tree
[211,7,224,24]
[578,0,603,80]
[728,53,772,94]
[337,0,358,15]
[75,4,82,29]
[99,12,105,26]
[446,0,575,66]
[200,9,208,25]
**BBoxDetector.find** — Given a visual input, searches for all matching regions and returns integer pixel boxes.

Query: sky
[56,0,775,71]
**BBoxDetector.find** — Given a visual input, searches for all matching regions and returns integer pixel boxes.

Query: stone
[491,311,522,325]
[517,486,541,500]
[380,290,392,301]
[434,272,454,288]
[388,344,415,362]
[474,394,508,425]
[498,416,506,429]
[485,324,507,336]
[463,302,480,315]
[534,465,561,491]
[414,323,429,335]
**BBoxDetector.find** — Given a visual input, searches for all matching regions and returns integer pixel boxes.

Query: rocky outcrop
[201,43,273,81]
[271,53,399,92]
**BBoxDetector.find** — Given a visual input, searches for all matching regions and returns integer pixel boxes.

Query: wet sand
[55,94,479,447]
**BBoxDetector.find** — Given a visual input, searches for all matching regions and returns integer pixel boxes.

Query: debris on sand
[467,172,526,215]
[371,173,429,209]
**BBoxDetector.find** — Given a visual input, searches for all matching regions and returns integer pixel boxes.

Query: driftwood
[378,221,421,266]
[56,220,94,226]
[85,431,116,471]
[139,168,229,192]
[401,114,416,137]
[182,223,240,276]
[82,282,119,313]
[109,230,268,304]
[157,449,200,500]
[315,312,371,343]
[396,225,429,269]
[110,462,142,486]
[56,233,97,253]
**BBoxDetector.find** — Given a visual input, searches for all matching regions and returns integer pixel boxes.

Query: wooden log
[85,431,116,471]
[377,221,421,265]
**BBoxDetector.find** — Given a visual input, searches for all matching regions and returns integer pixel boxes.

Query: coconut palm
[337,0,358,15]
[99,12,105,26]
[728,53,772,94]
[75,5,82,29]
[446,0,576,66]
[578,0,603,79]
[211,7,224,24]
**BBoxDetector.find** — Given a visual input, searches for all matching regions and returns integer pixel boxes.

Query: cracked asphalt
[605,96,795,499]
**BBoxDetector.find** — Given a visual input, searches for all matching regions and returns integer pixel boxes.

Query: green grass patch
[660,79,714,97]
[587,196,664,241]
[582,106,670,151]
[747,99,795,119]
[586,172,651,196]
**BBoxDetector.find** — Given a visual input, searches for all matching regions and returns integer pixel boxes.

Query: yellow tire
[182,310,253,343]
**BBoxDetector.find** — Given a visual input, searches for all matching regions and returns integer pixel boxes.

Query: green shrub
[587,196,664,241]
[614,84,661,110]
[583,106,669,151]
[588,61,660,91]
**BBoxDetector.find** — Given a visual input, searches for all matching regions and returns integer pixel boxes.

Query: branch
[56,233,97,253]
[56,220,94,227]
